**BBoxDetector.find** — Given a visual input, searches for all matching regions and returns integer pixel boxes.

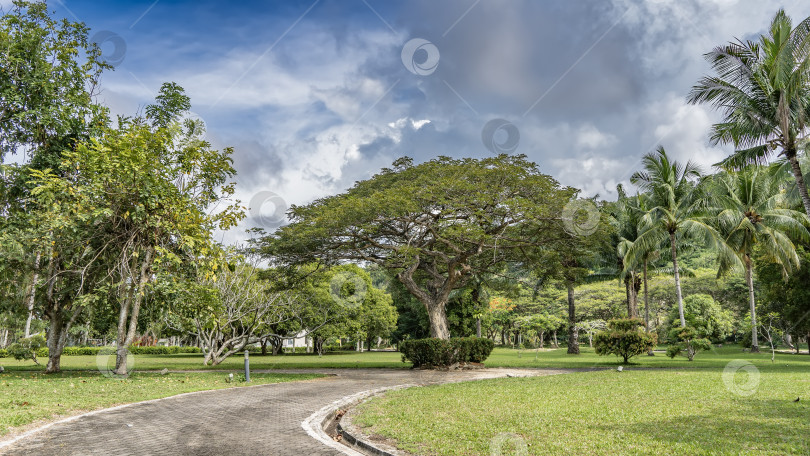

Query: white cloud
[576,124,619,150]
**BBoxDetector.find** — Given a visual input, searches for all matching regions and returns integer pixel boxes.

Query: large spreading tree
[263,155,573,339]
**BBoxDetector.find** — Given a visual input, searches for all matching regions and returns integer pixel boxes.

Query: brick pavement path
[0,368,574,456]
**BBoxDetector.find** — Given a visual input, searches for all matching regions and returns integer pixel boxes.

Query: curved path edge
[302,384,417,456]
[0,379,301,451]
[1,368,586,455]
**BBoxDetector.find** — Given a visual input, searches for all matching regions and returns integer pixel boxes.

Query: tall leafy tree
[626,146,732,327]
[264,155,573,339]
[31,84,243,373]
[0,0,108,356]
[688,9,810,218]
[710,168,810,351]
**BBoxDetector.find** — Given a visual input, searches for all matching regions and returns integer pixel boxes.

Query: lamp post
[244,348,250,383]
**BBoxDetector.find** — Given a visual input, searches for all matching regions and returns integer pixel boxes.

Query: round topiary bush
[594,318,657,364]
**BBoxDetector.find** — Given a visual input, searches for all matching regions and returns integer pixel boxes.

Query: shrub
[665,294,733,343]
[8,335,46,365]
[0,348,7,358]
[27,345,202,357]
[666,326,711,361]
[594,318,657,364]
[399,337,494,367]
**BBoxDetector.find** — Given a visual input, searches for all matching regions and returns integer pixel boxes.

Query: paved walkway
[0,368,573,455]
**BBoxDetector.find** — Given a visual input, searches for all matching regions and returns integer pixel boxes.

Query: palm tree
[626,146,732,327]
[710,168,810,351]
[688,9,810,218]
[609,186,646,319]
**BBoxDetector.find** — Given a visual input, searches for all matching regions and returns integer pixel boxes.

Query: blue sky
[11,0,810,244]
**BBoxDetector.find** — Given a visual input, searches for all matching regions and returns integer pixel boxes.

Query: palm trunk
[566,283,579,354]
[644,259,654,356]
[670,232,686,327]
[624,276,634,318]
[786,150,810,218]
[643,259,650,332]
[624,272,640,319]
[744,254,759,352]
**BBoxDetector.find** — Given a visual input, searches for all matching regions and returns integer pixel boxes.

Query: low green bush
[666,326,711,361]
[0,348,7,358]
[9,335,46,365]
[595,318,657,364]
[29,345,201,357]
[399,337,494,367]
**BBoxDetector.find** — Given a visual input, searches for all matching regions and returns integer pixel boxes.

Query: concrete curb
[337,421,399,456]
[301,384,416,456]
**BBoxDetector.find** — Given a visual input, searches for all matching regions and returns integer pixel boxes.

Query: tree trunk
[426,300,451,339]
[396,263,454,340]
[45,310,64,374]
[538,331,545,349]
[625,272,639,319]
[44,306,80,374]
[670,232,686,327]
[643,259,654,356]
[115,248,153,375]
[643,260,650,331]
[552,331,558,348]
[566,283,579,354]
[476,318,481,338]
[24,252,42,338]
[744,254,759,352]
[624,276,634,318]
[786,150,810,218]
[260,338,268,356]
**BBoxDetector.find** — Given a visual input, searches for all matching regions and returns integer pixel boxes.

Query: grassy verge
[484,345,810,370]
[0,350,407,371]
[3,345,808,371]
[0,371,324,437]
[353,368,810,455]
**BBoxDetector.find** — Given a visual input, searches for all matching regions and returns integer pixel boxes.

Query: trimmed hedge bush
[24,345,201,357]
[595,318,657,364]
[399,337,494,368]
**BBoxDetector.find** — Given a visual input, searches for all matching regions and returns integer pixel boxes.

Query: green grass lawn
[3,344,807,371]
[353,368,810,455]
[0,350,407,371]
[0,371,324,437]
[485,344,810,370]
